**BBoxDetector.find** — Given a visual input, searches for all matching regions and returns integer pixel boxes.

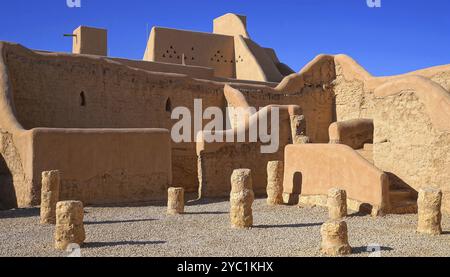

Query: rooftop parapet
[72,26,108,56]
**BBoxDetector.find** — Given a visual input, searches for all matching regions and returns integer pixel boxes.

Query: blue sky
[0,0,449,76]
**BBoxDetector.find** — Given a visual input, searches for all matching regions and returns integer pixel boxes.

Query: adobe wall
[234,36,284,82]
[332,55,373,121]
[72,26,107,56]
[213,13,250,38]
[227,87,333,143]
[3,43,232,193]
[2,42,306,201]
[0,44,285,205]
[111,57,215,80]
[144,20,285,83]
[144,27,236,79]
[197,106,296,198]
[5,45,228,130]
[333,55,450,121]
[31,128,172,206]
[332,55,450,214]
[0,129,31,208]
[283,144,390,215]
[372,77,450,214]
[328,118,374,149]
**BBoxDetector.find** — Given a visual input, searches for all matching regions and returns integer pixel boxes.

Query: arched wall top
[213,13,250,38]
[0,42,25,133]
[374,75,450,132]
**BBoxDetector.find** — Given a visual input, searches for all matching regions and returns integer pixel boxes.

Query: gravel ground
[0,198,449,257]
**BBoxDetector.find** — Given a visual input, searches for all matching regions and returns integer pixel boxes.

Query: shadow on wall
[386,172,418,194]
[0,154,17,210]
[293,172,303,195]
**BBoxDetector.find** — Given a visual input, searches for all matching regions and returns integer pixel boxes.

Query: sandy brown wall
[5,46,227,130]
[111,57,215,80]
[242,88,333,143]
[372,81,450,214]
[332,55,450,214]
[197,107,294,198]
[145,27,236,79]
[333,59,373,121]
[0,129,31,208]
[3,44,231,193]
[32,128,172,206]
[283,144,390,214]
[234,36,283,82]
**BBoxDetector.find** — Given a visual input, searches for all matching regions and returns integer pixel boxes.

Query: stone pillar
[290,115,310,144]
[55,201,86,250]
[320,220,352,256]
[267,161,284,205]
[40,170,61,225]
[327,188,347,220]
[167,187,185,215]
[230,169,254,229]
[417,188,442,235]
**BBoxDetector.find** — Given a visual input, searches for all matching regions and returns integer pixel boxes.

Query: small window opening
[80,91,86,107]
[165,98,172,112]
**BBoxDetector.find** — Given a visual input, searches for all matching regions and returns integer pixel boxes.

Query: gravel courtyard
[0,198,449,257]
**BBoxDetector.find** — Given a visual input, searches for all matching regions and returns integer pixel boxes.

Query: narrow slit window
[165,98,172,112]
[80,91,86,107]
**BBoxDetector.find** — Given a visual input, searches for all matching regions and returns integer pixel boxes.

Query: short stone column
[55,201,86,250]
[40,170,61,225]
[230,169,254,229]
[320,220,352,256]
[417,188,442,235]
[327,188,347,220]
[267,161,284,205]
[290,115,310,144]
[167,187,185,215]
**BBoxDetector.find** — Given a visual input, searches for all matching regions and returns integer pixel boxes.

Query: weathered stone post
[267,161,284,205]
[417,188,442,235]
[230,169,254,229]
[167,187,185,215]
[290,115,310,144]
[55,201,86,250]
[327,188,347,220]
[320,220,352,256]
[40,170,61,224]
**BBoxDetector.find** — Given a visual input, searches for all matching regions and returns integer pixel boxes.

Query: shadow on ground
[84,219,156,225]
[186,198,229,206]
[83,240,166,249]
[353,246,394,254]
[184,211,228,215]
[0,208,39,219]
[253,222,323,229]
[348,211,371,217]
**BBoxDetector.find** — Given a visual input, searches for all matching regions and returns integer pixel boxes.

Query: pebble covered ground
[0,198,449,257]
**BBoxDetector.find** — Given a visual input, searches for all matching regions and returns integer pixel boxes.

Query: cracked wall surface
[0,130,31,208]
[332,56,450,214]
[373,91,450,214]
